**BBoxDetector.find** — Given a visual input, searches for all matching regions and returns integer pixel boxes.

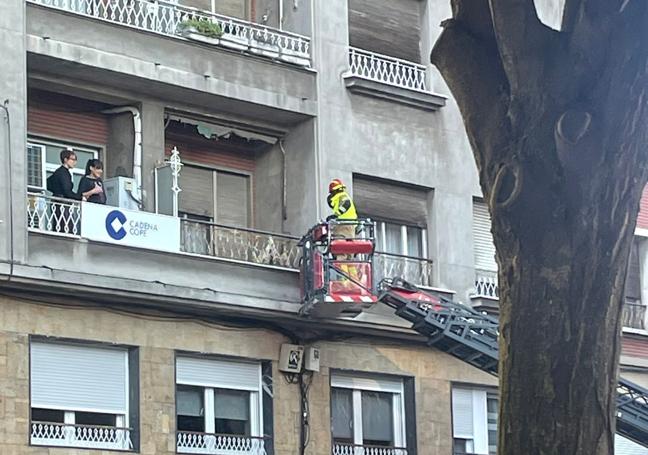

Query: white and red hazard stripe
[324,295,377,303]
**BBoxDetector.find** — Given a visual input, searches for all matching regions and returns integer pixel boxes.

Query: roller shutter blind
[331,373,402,394]
[452,388,474,439]
[30,342,128,414]
[473,201,497,271]
[347,0,422,63]
[626,240,642,301]
[176,356,260,391]
[353,176,429,227]
[216,171,250,228]
[180,165,214,218]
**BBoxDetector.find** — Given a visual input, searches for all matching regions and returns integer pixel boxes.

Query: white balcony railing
[27,0,311,66]
[474,269,499,299]
[181,219,301,269]
[332,443,408,455]
[374,251,433,288]
[623,299,647,330]
[348,47,427,92]
[31,422,133,450]
[177,431,267,454]
[27,193,81,237]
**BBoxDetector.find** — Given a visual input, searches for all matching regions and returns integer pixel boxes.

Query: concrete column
[0,0,27,269]
[431,190,476,301]
[140,101,166,213]
[311,0,350,218]
[106,112,135,179]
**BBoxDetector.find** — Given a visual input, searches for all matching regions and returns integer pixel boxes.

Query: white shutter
[473,201,497,271]
[30,342,127,414]
[615,434,648,455]
[452,388,474,439]
[27,143,46,190]
[331,373,403,394]
[471,390,489,454]
[176,356,260,391]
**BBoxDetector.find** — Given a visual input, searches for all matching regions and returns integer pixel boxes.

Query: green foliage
[180,18,223,39]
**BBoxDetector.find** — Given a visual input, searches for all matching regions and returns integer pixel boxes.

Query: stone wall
[0,296,495,454]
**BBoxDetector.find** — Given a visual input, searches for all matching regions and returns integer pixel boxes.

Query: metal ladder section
[377,278,648,447]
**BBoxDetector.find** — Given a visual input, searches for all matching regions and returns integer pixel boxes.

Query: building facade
[0,0,646,454]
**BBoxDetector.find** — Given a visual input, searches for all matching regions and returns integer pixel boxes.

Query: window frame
[27,136,101,191]
[374,219,428,259]
[174,355,264,440]
[330,373,407,450]
[179,161,254,228]
[451,386,498,455]
[28,337,134,451]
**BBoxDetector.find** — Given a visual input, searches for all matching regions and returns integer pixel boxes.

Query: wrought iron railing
[31,421,133,450]
[332,443,408,455]
[348,47,427,91]
[27,0,311,66]
[474,269,499,299]
[181,219,301,269]
[177,431,267,454]
[27,193,82,237]
[374,251,433,288]
[623,299,647,330]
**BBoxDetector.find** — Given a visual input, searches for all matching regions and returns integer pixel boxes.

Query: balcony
[332,443,407,455]
[26,194,439,292]
[344,47,446,111]
[623,299,647,330]
[374,251,433,288]
[31,421,133,450]
[470,269,499,313]
[27,0,310,67]
[176,431,267,455]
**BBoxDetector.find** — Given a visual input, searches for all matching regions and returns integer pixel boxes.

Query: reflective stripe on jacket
[328,191,358,220]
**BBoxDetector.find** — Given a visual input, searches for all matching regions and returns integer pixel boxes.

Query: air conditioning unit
[104,177,140,211]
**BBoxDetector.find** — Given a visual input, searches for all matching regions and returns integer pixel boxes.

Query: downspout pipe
[102,106,142,205]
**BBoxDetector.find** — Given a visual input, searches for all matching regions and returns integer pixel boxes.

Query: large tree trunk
[431,1,648,453]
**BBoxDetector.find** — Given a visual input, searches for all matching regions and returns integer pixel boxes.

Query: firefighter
[326,179,359,285]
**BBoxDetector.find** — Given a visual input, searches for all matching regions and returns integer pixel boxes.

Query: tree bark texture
[431,1,648,454]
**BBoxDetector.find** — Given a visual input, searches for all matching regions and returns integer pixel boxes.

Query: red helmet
[328,179,345,193]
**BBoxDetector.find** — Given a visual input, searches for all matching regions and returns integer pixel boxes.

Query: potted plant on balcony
[178,18,223,45]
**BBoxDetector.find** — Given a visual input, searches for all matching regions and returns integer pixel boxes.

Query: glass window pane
[361,391,393,446]
[214,389,250,436]
[32,408,65,423]
[487,394,498,455]
[331,388,353,441]
[384,222,402,255]
[406,226,423,257]
[177,385,205,432]
[27,144,44,189]
[75,411,117,426]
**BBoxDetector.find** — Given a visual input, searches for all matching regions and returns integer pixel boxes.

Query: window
[27,138,100,192]
[175,356,268,454]
[375,220,426,258]
[331,373,407,452]
[623,238,646,329]
[452,387,498,455]
[472,201,497,272]
[179,164,251,228]
[29,341,133,450]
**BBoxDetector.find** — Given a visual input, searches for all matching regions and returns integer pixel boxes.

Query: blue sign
[105,210,128,240]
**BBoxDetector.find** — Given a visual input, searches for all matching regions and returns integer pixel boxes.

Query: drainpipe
[102,106,143,206]
[279,139,288,232]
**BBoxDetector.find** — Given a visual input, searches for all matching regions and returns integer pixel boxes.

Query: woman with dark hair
[78,159,106,204]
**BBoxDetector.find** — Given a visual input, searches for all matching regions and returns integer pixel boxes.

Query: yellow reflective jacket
[327,190,357,220]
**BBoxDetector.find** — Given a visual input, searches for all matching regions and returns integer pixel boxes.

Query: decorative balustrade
[474,269,499,299]
[348,47,427,91]
[27,0,311,66]
[31,421,132,450]
[27,193,82,237]
[177,431,267,454]
[332,443,408,455]
[622,299,647,330]
[374,251,433,288]
[181,219,301,269]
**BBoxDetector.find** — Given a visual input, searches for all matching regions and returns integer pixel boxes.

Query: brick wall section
[0,297,495,455]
